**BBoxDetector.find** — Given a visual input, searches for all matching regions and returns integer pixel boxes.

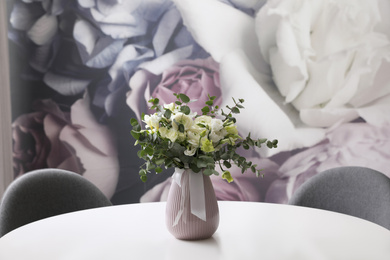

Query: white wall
[0,1,14,198]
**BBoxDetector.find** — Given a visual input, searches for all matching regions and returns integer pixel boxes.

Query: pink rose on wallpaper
[12,95,119,198]
[126,57,221,120]
[210,157,280,201]
[265,122,390,204]
[140,155,280,202]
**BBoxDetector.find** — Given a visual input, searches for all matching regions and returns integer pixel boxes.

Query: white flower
[143,114,160,130]
[172,112,194,130]
[184,145,197,156]
[159,127,178,142]
[187,129,203,147]
[209,130,227,144]
[256,0,390,127]
[194,115,212,126]
[209,119,227,143]
[163,102,180,114]
[210,118,223,132]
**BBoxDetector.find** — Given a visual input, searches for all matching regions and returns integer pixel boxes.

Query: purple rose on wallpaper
[265,122,390,204]
[140,155,280,202]
[127,57,221,120]
[12,95,119,198]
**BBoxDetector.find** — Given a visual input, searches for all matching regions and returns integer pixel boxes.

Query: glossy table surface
[0,201,389,259]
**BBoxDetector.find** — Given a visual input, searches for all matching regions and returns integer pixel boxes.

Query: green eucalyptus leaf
[130,118,139,126]
[138,134,145,142]
[146,162,155,171]
[199,155,214,165]
[232,107,240,114]
[178,124,185,133]
[197,159,208,168]
[223,160,232,168]
[144,146,154,156]
[164,109,172,119]
[220,152,230,160]
[179,94,190,103]
[189,163,201,173]
[131,130,140,140]
[137,150,146,158]
[201,106,210,114]
[140,175,148,182]
[180,105,191,115]
[155,158,165,165]
[165,158,174,168]
[203,169,214,176]
[139,169,147,176]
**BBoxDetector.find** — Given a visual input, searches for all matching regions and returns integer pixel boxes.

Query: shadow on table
[166,236,222,259]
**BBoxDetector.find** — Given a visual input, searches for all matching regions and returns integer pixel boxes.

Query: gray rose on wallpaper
[74,0,209,118]
[12,95,119,198]
[8,0,101,96]
[8,0,208,117]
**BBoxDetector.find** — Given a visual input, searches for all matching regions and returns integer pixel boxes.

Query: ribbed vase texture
[166,169,219,240]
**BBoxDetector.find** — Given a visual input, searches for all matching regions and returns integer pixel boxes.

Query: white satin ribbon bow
[172,168,206,226]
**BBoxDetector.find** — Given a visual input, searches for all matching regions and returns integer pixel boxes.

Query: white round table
[0,201,389,259]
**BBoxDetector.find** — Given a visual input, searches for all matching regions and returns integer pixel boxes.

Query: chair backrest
[0,168,112,237]
[289,166,390,230]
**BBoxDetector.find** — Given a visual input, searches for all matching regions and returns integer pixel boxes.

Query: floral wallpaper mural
[6,0,390,204]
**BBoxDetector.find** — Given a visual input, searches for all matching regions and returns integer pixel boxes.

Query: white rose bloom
[172,113,194,130]
[256,0,390,127]
[159,127,178,143]
[194,115,212,127]
[187,129,202,147]
[210,118,224,132]
[209,130,227,144]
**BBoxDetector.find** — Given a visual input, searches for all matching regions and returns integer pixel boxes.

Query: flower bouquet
[131,93,278,240]
[131,93,278,182]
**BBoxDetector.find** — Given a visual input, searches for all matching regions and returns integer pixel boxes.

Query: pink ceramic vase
[166,168,219,240]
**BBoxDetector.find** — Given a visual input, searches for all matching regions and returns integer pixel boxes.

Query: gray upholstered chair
[289,166,390,230]
[0,168,112,237]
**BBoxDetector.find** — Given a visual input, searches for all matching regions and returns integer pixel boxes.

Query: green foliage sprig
[131,93,278,183]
